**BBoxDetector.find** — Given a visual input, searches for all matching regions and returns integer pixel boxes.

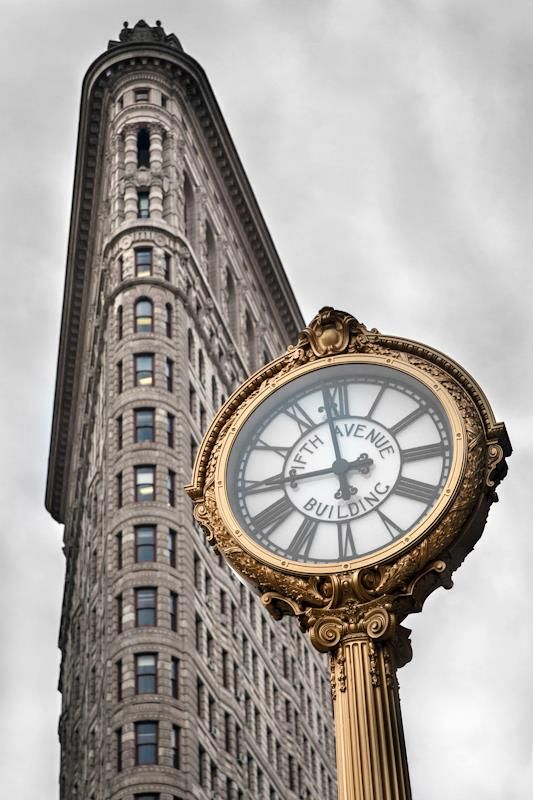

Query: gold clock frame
[213,352,467,576]
[186,307,510,800]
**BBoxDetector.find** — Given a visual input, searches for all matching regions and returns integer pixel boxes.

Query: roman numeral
[367,383,387,419]
[401,442,445,463]
[389,406,426,436]
[393,476,438,505]
[251,496,293,534]
[284,402,315,433]
[322,383,350,418]
[243,475,284,496]
[287,518,318,558]
[376,510,404,540]
[337,522,357,559]
[255,439,290,459]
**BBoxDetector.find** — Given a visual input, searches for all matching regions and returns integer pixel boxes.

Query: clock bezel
[214,353,467,575]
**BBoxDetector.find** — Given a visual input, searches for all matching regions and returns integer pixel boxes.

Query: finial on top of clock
[296,306,378,358]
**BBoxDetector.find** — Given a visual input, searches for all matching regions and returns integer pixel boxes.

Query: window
[166,413,174,447]
[190,437,198,468]
[116,531,123,570]
[164,357,173,391]
[183,172,195,243]
[117,361,123,394]
[137,191,150,219]
[135,525,156,562]
[135,87,150,102]
[135,587,157,626]
[135,298,153,333]
[245,311,256,371]
[116,659,122,701]
[226,268,237,334]
[200,404,207,434]
[168,529,177,567]
[135,408,155,442]
[116,473,123,509]
[135,465,155,501]
[171,656,179,698]
[116,593,123,634]
[171,725,181,768]
[135,653,157,693]
[118,255,124,281]
[163,252,171,280]
[211,375,218,408]
[135,248,152,277]
[117,305,123,339]
[189,384,196,418]
[198,350,206,386]
[135,796,160,800]
[135,353,154,386]
[116,727,122,772]
[187,329,194,362]
[165,303,172,337]
[167,469,175,507]
[137,128,150,168]
[205,220,216,285]
[117,95,124,110]
[135,721,158,765]
[116,416,123,449]
[169,591,178,631]
[161,93,168,108]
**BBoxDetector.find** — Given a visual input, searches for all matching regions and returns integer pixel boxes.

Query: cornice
[46,34,304,523]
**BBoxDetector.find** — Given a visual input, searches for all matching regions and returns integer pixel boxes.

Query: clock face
[225,362,455,567]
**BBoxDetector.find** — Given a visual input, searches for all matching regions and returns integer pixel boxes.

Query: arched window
[245,311,256,371]
[226,268,237,336]
[135,298,153,333]
[198,350,206,387]
[187,329,195,362]
[137,128,150,168]
[183,172,195,245]
[205,220,217,287]
[211,375,218,408]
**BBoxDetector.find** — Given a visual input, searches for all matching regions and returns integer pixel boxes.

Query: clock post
[186,307,510,800]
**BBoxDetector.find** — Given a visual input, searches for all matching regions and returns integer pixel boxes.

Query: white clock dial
[226,363,453,565]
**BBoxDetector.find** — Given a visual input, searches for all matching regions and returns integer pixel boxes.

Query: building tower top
[108,19,183,52]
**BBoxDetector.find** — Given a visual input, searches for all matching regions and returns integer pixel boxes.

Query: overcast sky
[0,1,531,798]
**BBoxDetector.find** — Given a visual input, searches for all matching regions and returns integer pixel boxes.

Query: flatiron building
[46,20,336,800]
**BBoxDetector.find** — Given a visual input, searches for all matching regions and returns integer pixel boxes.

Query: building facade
[46,20,336,800]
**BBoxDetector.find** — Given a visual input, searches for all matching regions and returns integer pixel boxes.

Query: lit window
[169,590,178,631]
[135,248,152,277]
[168,529,177,568]
[134,353,154,386]
[135,525,155,562]
[135,408,155,442]
[135,587,157,626]
[134,88,150,103]
[137,128,150,168]
[137,191,150,219]
[167,469,176,507]
[166,413,174,448]
[165,358,173,391]
[135,653,157,693]
[135,465,155,501]
[135,721,158,765]
[135,298,153,333]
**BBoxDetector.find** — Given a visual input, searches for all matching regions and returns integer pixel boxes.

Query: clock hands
[320,388,363,500]
[249,452,374,495]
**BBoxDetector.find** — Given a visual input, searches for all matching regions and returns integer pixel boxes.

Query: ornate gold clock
[186,308,510,800]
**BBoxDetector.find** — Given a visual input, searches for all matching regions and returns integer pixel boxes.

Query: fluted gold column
[331,635,411,800]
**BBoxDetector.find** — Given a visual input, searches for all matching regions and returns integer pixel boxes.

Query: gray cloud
[1,1,530,797]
